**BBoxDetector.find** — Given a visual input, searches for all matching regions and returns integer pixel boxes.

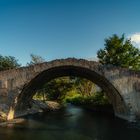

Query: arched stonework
[16,65,126,116]
[0,58,140,121]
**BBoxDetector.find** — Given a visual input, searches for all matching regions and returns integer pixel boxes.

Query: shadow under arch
[16,65,128,116]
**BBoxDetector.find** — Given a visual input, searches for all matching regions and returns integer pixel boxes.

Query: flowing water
[0,104,140,140]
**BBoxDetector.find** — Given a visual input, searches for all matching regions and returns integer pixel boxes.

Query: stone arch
[16,65,128,117]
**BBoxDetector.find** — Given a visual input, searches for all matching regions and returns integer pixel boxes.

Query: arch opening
[16,65,128,116]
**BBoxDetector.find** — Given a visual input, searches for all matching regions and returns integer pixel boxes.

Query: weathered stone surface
[0,58,139,121]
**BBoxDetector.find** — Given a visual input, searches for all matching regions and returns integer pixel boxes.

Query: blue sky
[0,0,140,65]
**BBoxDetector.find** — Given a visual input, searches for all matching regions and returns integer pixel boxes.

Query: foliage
[34,77,98,102]
[66,92,110,106]
[0,55,21,71]
[33,91,47,101]
[74,77,95,96]
[27,54,45,66]
[34,77,74,102]
[33,76,108,107]
[97,34,140,70]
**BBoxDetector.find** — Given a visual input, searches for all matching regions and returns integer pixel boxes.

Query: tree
[36,77,74,101]
[27,54,45,66]
[97,34,140,70]
[0,55,21,71]
[74,77,95,96]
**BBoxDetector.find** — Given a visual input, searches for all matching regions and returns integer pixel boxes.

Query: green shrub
[66,92,110,106]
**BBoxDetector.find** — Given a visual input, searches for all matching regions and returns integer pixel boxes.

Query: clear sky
[0,0,140,65]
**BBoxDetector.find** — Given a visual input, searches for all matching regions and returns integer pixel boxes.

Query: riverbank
[14,100,62,118]
[0,100,62,125]
[65,93,113,114]
[0,99,114,127]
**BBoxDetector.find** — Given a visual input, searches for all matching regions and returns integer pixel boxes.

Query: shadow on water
[0,104,140,140]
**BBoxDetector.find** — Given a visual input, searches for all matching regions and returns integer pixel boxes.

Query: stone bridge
[0,58,140,122]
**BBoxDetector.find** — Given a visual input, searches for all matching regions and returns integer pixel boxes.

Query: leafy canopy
[0,55,21,71]
[97,34,140,70]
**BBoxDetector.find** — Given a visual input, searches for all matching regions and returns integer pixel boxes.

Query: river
[0,104,140,140]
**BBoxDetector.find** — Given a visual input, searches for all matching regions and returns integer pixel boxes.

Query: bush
[66,92,110,106]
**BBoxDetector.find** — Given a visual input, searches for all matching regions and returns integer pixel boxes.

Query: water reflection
[0,104,140,140]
